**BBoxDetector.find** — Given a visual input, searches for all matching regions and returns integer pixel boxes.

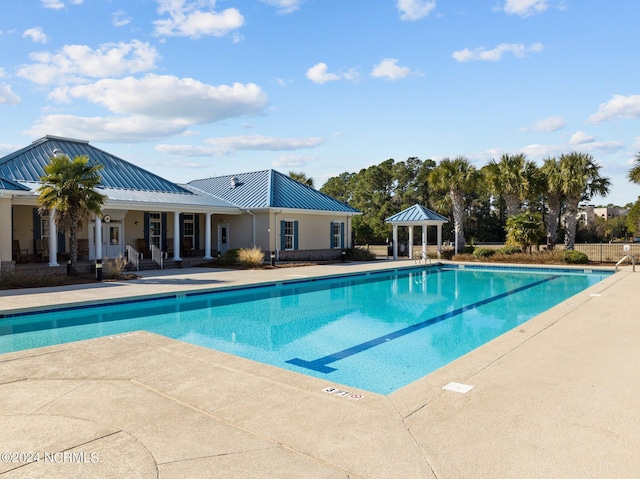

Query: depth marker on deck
[442,382,474,394]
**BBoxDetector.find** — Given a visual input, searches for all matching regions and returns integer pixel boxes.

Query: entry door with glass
[218,224,229,254]
[103,223,122,258]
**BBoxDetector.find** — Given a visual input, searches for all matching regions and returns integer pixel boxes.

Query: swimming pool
[0,264,612,394]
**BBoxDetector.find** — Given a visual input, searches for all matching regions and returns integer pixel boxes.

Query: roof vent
[230,176,239,189]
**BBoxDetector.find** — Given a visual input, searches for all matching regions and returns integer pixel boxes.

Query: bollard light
[95,259,103,281]
[270,251,276,267]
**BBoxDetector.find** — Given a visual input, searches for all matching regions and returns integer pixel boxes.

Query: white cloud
[42,0,83,9]
[26,114,193,142]
[521,141,623,158]
[17,40,160,85]
[371,58,413,80]
[305,64,358,84]
[0,84,21,105]
[520,115,566,132]
[260,0,303,14]
[157,135,323,156]
[154,0,244,38]
[112,11,132,27]
[306,63,341,84]
[588,94,640,123]
[272,154,316,168]
[49,75,268,123]
[502,0,549,17]
[453,42,543,62]
[569,131,595,145]
[23,27,48,44]
[397,0,436,21]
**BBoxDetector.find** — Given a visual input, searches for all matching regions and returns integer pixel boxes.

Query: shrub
[562,250,589,264]
[497,246,522,255]
[103,255,128,279]
[461,245,475,254]
[217,248,240,266]
[237,247,265,268]
[473,247,496,259]
[347,247,377,261]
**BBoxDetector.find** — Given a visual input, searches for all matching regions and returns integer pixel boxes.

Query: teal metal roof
[0,176,30,191]
[189,170,360,213]
[386,204,449,223]
[0,136,191,194]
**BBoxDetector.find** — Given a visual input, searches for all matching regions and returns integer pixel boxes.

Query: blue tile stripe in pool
[286,274,561,373]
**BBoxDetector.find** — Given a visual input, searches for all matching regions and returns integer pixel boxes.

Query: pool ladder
[414,251,431,265]
[615,254,636,272]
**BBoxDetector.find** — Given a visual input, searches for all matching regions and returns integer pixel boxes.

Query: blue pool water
[0,265,611,394]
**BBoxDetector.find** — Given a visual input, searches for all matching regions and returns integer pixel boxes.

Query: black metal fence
[573,243,640,263]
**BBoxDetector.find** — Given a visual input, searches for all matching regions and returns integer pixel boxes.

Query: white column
[422,225,427,257]
[437,224,443,259]
[408,226,414,259]
[95,215,103,260]
[392,224,398,260]
[173,211,181,261]
[204,212,212,259]
[48,209,59,266]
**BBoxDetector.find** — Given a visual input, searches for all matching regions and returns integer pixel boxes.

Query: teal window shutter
[33,208,41,252]
[330,222,334,248]
[195,214,200,249]
[280,220,286,250]
[340,222,345,249]
[144,212,150,246]
[294,221,299,250]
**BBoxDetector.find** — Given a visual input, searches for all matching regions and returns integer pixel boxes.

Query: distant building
[578,205,628,226]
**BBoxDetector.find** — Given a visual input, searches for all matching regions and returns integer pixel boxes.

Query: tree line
[317,152,640,250]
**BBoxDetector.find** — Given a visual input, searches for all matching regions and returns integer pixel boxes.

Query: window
[183,214,195,246]
[149,213,161,249]
[40,217,50,239]
[331,221,344,249]
[284,220,294,250]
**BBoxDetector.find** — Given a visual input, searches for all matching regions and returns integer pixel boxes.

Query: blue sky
[1,0,639,205]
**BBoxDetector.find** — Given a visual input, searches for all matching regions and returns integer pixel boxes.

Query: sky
[1,0,640,206]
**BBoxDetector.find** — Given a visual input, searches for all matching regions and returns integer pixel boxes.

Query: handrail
[615,254,636,272]
[125,244,140,271]
[414,250,431,264]
[150,244,164,270]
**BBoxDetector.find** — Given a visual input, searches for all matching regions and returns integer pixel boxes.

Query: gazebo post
[422,224,427,258]
[408,226,413,259]
[392,224,398,260]
[437,224,443,259]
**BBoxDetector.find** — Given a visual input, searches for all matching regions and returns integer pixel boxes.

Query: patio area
[0,261,638,478]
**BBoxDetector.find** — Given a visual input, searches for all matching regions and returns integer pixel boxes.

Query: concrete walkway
[0,261,638,478]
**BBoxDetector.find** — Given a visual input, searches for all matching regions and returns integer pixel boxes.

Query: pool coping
[1,260,638,478]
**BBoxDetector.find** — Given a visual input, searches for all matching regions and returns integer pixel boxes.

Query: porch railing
[126,244,141,271]
[150,244,164,270]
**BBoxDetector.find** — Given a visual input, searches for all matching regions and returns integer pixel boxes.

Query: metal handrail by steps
[150,244,164,270]
[615,254,636,272]
[126,244,141,271]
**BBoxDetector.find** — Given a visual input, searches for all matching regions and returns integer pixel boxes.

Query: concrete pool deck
[0,260,638,478]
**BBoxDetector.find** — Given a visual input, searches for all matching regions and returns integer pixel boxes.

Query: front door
[103,223,122,258]
[218,224,229,254]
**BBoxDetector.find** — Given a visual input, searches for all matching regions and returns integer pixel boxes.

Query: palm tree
[505,212,544,253]
[429,156,479,252]
[540,157,563,249]
[628,152,640,184]
[557,152,610,250]
[288,171,314,188]
[484,153,541,218]
[37,153,106,275]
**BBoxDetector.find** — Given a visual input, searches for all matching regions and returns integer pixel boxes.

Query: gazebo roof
[385,204,448,225]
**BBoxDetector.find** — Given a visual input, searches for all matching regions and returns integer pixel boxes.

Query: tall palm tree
[429,156,478,252]
[540,157,563,249]
[628,152,640,184]
[37,153,106,275]
[288,171,314,188]
[557,152,610,250]
[484,153,541,218]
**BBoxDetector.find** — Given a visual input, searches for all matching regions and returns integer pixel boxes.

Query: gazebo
[385,204,449,260]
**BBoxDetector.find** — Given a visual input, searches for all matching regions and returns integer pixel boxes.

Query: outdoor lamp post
[270,251,276,267]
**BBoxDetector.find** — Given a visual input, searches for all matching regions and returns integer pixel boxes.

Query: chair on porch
[12,240,29,263]
[78,239,89,260]
[181,237,196,257]
[35,238,49,263]
[136,238,149,258]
